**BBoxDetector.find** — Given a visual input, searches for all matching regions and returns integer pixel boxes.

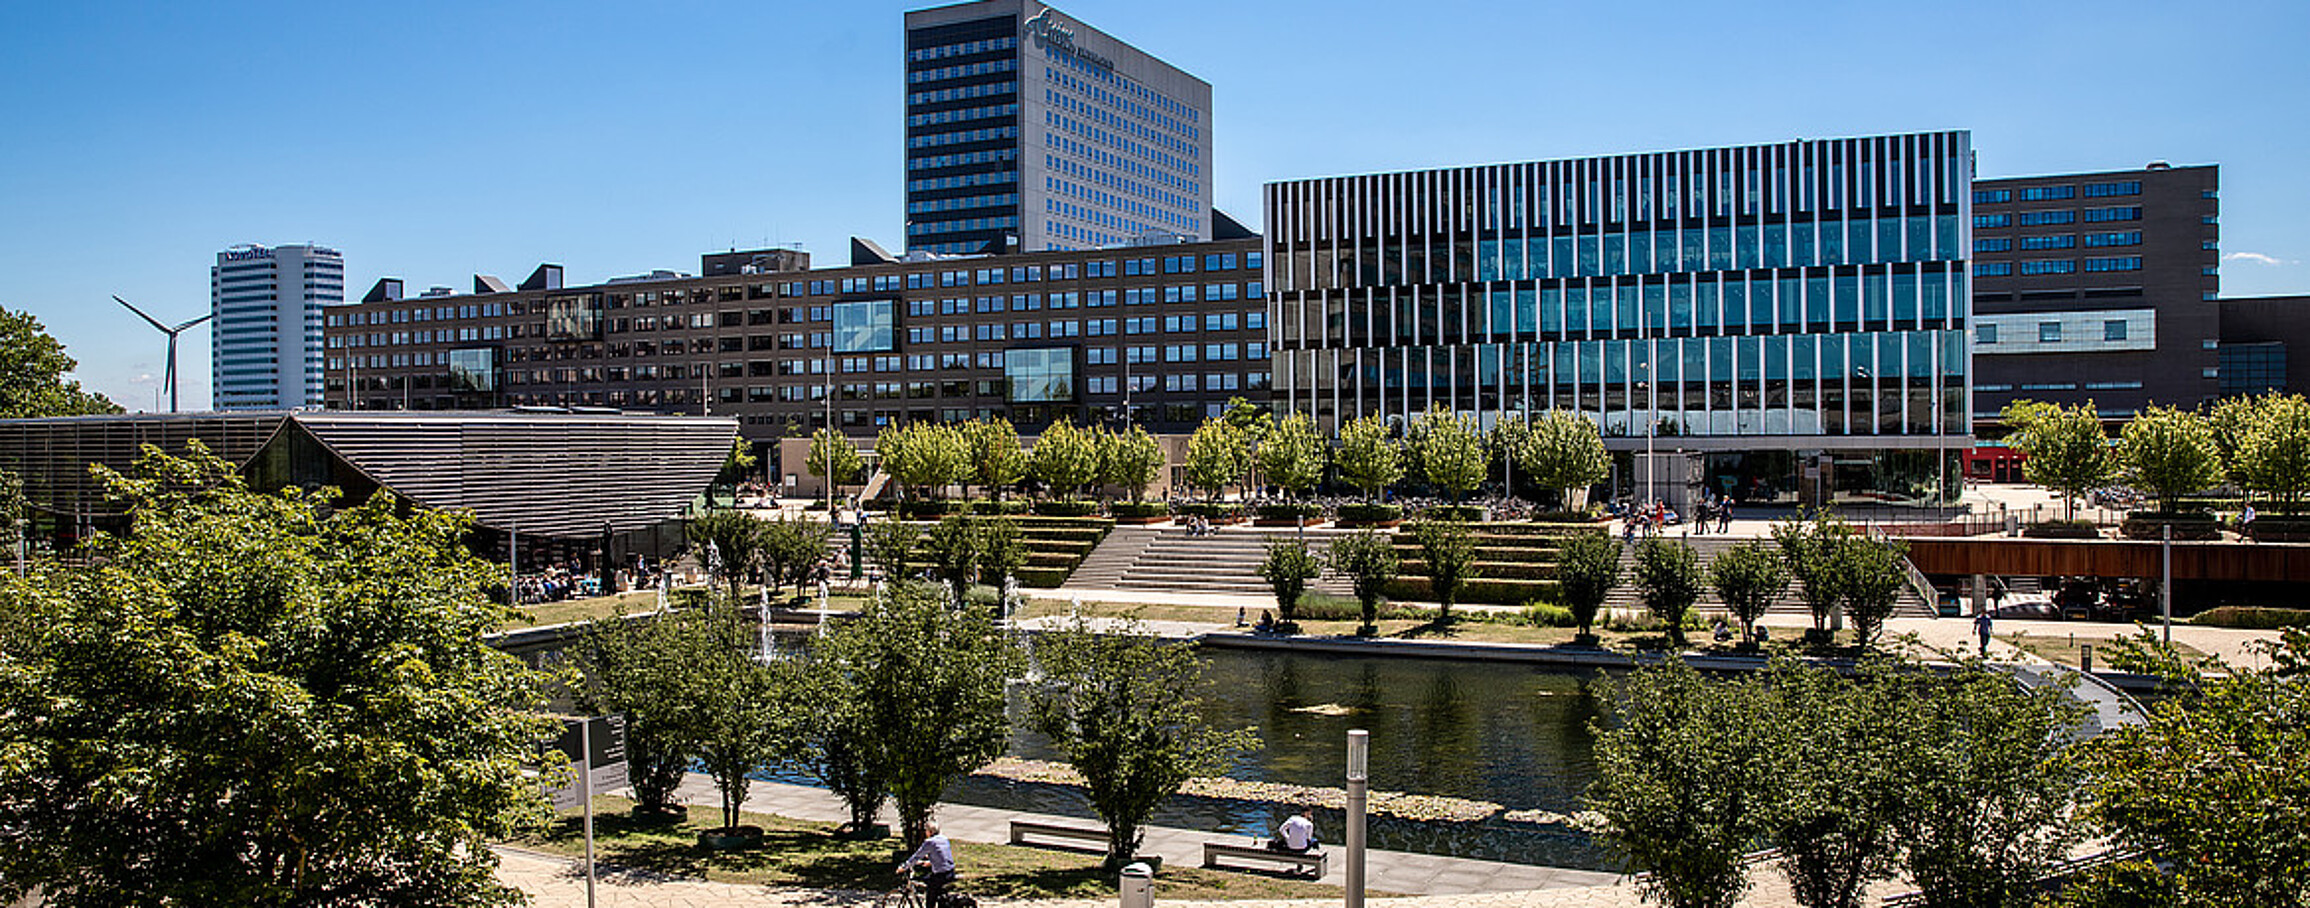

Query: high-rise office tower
[212,243,341,410]
[904,1,1213,255]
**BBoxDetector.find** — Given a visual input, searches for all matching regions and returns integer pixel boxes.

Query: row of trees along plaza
[801,401,1612,523]
[1998,392,2310,539]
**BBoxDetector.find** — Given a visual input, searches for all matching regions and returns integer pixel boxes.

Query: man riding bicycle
[896,820,957,907]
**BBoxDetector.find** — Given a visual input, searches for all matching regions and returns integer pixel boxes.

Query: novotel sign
[221,247,276,262]
[1023,7,1112,70]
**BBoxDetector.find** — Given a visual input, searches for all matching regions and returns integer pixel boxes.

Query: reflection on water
[963,646,1620,870]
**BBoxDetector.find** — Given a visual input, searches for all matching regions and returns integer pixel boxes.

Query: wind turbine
[114,296,212,413]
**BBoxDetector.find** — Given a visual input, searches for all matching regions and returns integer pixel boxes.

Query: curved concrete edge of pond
[1194,630,1777,673]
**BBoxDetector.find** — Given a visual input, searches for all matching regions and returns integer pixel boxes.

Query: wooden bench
[1202,841,1328,877]
[1007,820,1108,851]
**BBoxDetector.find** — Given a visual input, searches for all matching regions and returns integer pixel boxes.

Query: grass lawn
[500,588,880,633]
[1999,631,2208,670]
[516,798,1347,901]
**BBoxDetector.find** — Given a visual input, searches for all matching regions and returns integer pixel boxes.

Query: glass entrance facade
[1264,133,1972,448]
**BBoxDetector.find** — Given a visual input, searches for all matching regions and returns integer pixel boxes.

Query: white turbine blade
[113,296,171,332]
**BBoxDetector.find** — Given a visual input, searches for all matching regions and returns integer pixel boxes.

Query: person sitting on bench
[1268,806,1320,855]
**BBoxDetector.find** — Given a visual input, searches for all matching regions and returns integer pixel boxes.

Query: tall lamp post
[1345,729,1368,908]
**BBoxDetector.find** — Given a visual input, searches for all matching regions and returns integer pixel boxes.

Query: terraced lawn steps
[1070,524,1357,597]
[1388,522,1607,605]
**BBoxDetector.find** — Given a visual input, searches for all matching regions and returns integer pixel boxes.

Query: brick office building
[326,237,1269,442]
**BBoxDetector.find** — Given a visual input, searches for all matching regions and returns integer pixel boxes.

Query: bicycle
[877,867,975,908]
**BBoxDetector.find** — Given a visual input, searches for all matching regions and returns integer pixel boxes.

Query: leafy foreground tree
[1825,532,1908,651]
[688,509,766,596]
[807,426,863,491]
[1772,510,1853,638]
[1409,518,1479,623]
[1589,654,2088,908]
[1556,532,1622,644]
[962,417,1027,500]
[2233,392,2310,509]
[1588,658,1779,908]
[577,608,709,818]
[790,636,890,837]
[1027,620,1256,868]
[1326,529,1399,634]
[1256,410,1326,500]
[2052,628,2310,907]
[1184,417,1251,502]
[1257,536,1322,627]
[681,603,790,834]
[1032,419,1103,500]
[1099,424,1165,503]
[1707,539,1787,645]
[865,519,922,579]
[1632,537,1703,647]
[0,445,555,907]
[821,582,1020,848]
[0,304,122,418]
[760,514,832,598]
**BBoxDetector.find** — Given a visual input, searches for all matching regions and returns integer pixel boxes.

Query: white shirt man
[1273,808,1318,853]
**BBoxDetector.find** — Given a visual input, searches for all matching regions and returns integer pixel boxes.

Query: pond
[953,645,1621,870]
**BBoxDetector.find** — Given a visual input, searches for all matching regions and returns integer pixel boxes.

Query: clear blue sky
[3,0,2305,411]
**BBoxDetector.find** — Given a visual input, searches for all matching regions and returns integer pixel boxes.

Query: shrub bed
[1111,502,1170,520]
[899,499,960,520]
[2190,606,2310,630]
[2248,518,2310,542]
[1527,509,1603,524]
[2022,519,2101,539]
[1256,503,1322,521]
[1336,503,1404,525]
[1016,567,1072,588]
[2119,512,2221,540]
[1422,505,1485,522]
[1031,499,1100,518]
[1176,502,1245,521]
[1382,576,1560,605]
[964,499,1029,515]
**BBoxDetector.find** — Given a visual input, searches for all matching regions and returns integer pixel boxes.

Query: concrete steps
[1076,525,1359,597]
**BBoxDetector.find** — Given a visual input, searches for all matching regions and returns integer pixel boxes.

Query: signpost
[552,715,627,908]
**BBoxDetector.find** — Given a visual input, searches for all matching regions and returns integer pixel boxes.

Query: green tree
[760,515,832,598]
[1762,656,1912,908]
[1707,539,1788,644]
[1031,419,1102,499]
[1772,511,1851,635]
[0,444,553,907]
[790,644,888,836]
[1184,418,1249,501]
[1256,411,1325,499]
[1518,410,1610,510]
[822,582,1019,847]
[0,305,122,418]
[2001,400,2115,521]
[1333,414,1405,502]
[1490,413,1533,498]
[1326,530,1399,634]
[808,427,863,489]
[1027,620,1257,868]
[1588,657,1777,908]
[577,609,708,818]
[2065,629,2310,907]
[2117,405,2223,514]
[2235,392,2310,508]
[687,510,766,596]
[978,515,1025,588]
[1410,406,1487,504]
[1633,537,1703,647]
[1410,518,1479,622]
[1098,425,1164,503]
[1894,662,2087,908]
[680,604,786,833]
[1556,532,1623,642]
[1826,534,1908,651]
[962,417,1026,500]
[920,514,983,604]
[865,520,921,580]
[879,422,968,502]
[1257,536,1322,626]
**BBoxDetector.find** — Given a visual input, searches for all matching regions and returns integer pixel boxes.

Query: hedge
[1422,505,1485,522]
[2023,520,2101,539]
[899,499,961,519]
[1257,503,1323,520]
[1016,567,1072,588]
[2191,606,2310,630]
[1032,499,1101,518]
[1111,502,1170,519]
[1177,502,1245,519]
[964,499,1030,515]
[1337,503,1404,524]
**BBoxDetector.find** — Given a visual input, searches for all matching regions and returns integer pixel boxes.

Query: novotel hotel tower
[1264,132,1975,506]
[903,0,1214,255]
[212,243,341,411]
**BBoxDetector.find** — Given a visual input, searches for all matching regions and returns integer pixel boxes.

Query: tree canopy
[807,427,862,487]
[0,444,555,907]
[1410,407,1487,503]
[2001,399,2116,521]
[1255,411,1324,498]
[962,418,1026,499]
[1031,420,1101,497]
[1183,418,1250,500]
[1517,410,1610,509]
[2117,406,2223,514]
[0,305,122,419]
[1332,414,1404,501]
[1098,425,1164,502]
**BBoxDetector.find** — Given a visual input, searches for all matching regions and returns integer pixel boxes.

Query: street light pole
[2161,523,2173,645]
[1345,729,1368,908]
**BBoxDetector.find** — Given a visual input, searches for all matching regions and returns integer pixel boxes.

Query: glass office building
[1265,132,1973,506]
